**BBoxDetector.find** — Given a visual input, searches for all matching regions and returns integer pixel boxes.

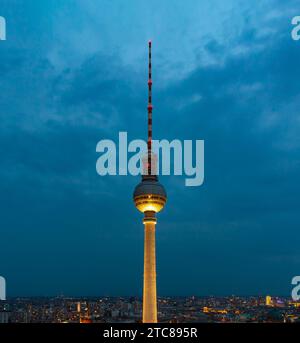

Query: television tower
[133,41,167,323]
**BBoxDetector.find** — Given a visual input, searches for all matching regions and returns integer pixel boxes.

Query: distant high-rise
[133,41,167,323]
[79,301,92,323]
[266,295,273,306]
[0,311,10,323]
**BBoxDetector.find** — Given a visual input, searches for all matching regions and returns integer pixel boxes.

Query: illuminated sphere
[133,179,167,213]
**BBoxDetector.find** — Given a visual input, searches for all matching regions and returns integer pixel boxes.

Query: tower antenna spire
[147,40,153,176]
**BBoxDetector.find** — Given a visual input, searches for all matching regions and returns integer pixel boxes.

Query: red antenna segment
[147,40,152,176]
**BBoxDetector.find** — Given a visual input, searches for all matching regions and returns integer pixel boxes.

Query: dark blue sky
[0,0,299,297]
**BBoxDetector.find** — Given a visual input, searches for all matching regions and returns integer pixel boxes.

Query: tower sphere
[133,179,167,213]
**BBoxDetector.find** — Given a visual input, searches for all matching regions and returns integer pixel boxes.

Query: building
[133,41,167,323]
[266,296,273,306]
[0,311,10,323]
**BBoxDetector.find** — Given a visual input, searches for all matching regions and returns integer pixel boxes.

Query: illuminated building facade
[266,295,273,306]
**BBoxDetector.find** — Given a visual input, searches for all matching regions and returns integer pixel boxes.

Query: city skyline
[1,295,300,323]
[0,0,300,298]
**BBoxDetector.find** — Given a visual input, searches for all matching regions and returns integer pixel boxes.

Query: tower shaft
[143,213,157,323]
